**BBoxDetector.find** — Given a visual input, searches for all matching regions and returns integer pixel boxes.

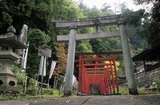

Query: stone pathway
[0,95,160,105]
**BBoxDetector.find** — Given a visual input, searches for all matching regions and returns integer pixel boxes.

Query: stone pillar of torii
[53,15,138,96]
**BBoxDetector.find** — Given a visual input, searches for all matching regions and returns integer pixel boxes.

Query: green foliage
[0,94,17,100]
[134,0,160,48]
[1,12,13,26]
[134,0,151,4]
[0,0,34,34]
[55,43,67,76]
[122,9,149,55]
[123,9,145,26]
[119,86,129,95]
[43,88,54,95]
[119,85,160,95]
[147,0,160,48]
[28,28,51,46]
[90,37,121,52]
[56,75,65,89]
[79,4,122,53]
[76,40,92,53]
[26,87,60,97]
[0,0,77,33]
[154,79,160,92]
[0,88,60,100]
[26,87,38,96]
[138,87,160,95]
[27,28,51,78]
[11,66,27,83]
[28,78,37,87]
[138,87,146,95]
[0,0,124,80]
[2,0,159,95]
[83,7,103,18]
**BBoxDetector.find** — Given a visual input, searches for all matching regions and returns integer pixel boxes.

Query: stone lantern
[0,25,27,92]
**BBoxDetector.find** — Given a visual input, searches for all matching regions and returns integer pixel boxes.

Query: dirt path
[0,95,160,105]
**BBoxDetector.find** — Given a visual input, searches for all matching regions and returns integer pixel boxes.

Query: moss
[119,86,129,95]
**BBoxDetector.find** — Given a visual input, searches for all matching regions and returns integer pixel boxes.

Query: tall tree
[0,0,86,78]
[54,43,67,76]
[27,28,51,78]
[134,0,151,4]
[133,0,160,48]
[122,9,148,54]
[148,0,160,47]
[81,6,122,52]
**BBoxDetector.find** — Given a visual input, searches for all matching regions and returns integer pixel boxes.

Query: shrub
[28,78,36,87]
[43,88,54,95]
[154,79,160,92]
[26,87,38,96]
[138,87,146,95]
[119,86,129,95]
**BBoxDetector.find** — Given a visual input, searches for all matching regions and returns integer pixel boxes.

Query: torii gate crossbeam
[53,15,121,28]
[53,15,138,96]
[57,31,120,41]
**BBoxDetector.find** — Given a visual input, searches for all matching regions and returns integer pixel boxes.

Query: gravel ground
[0,95,160,105]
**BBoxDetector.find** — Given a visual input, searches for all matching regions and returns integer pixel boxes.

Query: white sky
[82,0,140,11]
[75,0,152,12]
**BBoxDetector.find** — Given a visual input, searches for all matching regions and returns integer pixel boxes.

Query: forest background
[0,0,159,87]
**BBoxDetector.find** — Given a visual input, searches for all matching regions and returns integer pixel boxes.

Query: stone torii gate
[53,15,138,96]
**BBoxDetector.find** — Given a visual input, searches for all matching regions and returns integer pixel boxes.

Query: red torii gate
[75,52,122,95]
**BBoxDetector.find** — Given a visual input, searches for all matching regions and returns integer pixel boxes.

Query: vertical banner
[43,56,46,76]
[72,75,76,86]
[49,61,57,79]
[38,56,44,75]
[23,43,29,69]
[21,49,25,68]
[38,56,46,76]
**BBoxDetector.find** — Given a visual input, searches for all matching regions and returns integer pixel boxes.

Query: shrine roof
[132,46,160,61]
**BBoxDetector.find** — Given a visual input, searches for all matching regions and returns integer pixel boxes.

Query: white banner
[43,56,46,76]
[22,43,29,69]
[38,56,47,76]
[49,61,57,79]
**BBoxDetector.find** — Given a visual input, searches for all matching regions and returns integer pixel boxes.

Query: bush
[11,65,27,84]
[26,87,38,96]
[28,78,36,87]
[43,88,54,95]
[119,86,129,95]
[154,79,160,92]
[138,87,146,95]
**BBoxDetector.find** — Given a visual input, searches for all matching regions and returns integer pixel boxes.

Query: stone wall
[135,67,160,88]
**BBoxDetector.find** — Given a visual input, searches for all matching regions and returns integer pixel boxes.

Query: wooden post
[40,56,45,95]
[64,27,77,96]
